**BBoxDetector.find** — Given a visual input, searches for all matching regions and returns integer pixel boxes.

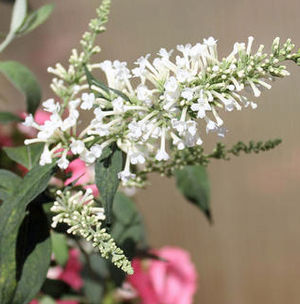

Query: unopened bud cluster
[51,189,133,274]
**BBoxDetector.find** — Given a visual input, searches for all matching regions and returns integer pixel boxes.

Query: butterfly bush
[21,0,300,274]
[24,36,300,186]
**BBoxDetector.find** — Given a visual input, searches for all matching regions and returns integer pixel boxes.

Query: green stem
[0,32,15,53]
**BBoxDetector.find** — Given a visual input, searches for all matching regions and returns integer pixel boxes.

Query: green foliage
[0,0,54,52]
[141,138,282,181]
[39,296,56,304]
[3,143,44,170]
[175,165,211,221]
[81,253,108,304]
[0,163,55,304]
[112,192,147,253]
[0,169,21,200]
[51,231,68,267]
[16,4,54,35]
[9,0,27,34]
[0,111,22,123]
[95,145,123,224]
[13,204,52,304]
[85,65,131,102]
[0,61,42,114]
[41,279,71,299]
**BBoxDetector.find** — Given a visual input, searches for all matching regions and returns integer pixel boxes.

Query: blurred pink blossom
[0,124,13,147]
[128,246,197,304]
[0,132,12,147]
[58,249,83,291]
[64,159,99,197]
[64,159,91,186]
[47,249,83,291]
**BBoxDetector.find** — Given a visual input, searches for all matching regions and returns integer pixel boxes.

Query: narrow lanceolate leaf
[0,61,42,114]
[0,0,27,52]
[0,169,21,201]
[175,165,211,222]
[0,163,56,304]
[9,0,27,33]
[95,145,123,224]
[3,143,44,170]
[84,65,131,102]
[51,231,68,267]
[16,4,54,35]
[13,204,52,304]
[0,111,22,123]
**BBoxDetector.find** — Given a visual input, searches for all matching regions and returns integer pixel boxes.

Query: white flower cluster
[51,189,133,274]
[24,36,297,185]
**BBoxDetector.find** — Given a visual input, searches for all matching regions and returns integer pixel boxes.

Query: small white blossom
[90,144,103,158]
[43,99,60,113]
[70,139,85,155]
[57,155,69,169]
[80,149,96,164]
[23,114,35,127]
[81,93,95,110]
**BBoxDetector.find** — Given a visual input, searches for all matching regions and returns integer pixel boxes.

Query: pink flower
[64,159,90,186]
[128,246,197,304]
[58,249,83,291]
[34,110,52,125]
[64,159,99,197]
[47,249,83,291]
[0,133,12,147]
[0,125,13,147]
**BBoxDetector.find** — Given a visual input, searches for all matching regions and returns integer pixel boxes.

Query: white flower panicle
[51,189,133,274]
[24,36,299,186]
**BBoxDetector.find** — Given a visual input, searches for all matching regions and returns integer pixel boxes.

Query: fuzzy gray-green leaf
[17,4,54,35]
[0,61,41,114]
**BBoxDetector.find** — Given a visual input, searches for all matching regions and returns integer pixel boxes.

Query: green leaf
[0,111,22,123]
[0,169,21,200]
[40,296,56,304]
[95,145,123,224]
[81,254,108,304]
[175,165,211,221]
[10,0,27,33]
[51,231,68,266]
[13,204,52,304]
[17,4,54,35]
[3,143,44,169]
[0,61,42,114]
[82,277,104,304]
[0,0,27,52]
[111,192,146,252]
[84,65,131,102]
[0,163,56,304]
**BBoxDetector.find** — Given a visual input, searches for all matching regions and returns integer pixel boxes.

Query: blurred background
[1,0,300,303]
